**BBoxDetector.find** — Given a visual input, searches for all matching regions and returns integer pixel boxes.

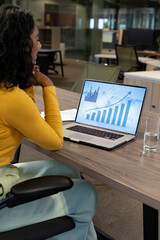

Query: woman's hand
[33,65,54,88]
[32,65,40,75]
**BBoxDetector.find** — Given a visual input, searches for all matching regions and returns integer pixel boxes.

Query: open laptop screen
[76,80,146,135]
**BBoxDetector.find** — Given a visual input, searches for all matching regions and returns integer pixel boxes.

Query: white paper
[40,111,45,119]
[41,108,77,122]
[60,108,77,121]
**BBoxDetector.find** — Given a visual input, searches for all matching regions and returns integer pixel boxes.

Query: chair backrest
[71,61,120,93]
[37,54,49,75]
[115,44,138,72]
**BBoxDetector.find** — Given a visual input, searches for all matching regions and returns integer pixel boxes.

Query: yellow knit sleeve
[24,86,35,102]
[4,86,63,150]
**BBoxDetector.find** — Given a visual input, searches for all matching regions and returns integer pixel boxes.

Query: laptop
[63,79,146,150]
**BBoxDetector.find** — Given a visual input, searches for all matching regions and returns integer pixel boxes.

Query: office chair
[0,175,75,240]
[47,52,59,75]
[3,145,75,240]
[37,54,49,75]
[37,52,59,76]
[115,44,144,76]
[71,61,120,93]
[11,144,21,164]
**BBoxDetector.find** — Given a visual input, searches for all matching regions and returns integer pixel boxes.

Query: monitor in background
[153,30,160,51]
[122,29,155,50]
[102,30,119,49]
[102,31,113,43]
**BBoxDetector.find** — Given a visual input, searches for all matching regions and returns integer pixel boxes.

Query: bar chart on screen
[76,80,146,135]
[85,90,132,128]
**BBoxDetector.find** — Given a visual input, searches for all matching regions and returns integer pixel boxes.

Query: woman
[0,5,97,240]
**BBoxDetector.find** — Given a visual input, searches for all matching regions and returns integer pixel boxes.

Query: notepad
[41,108,77,122]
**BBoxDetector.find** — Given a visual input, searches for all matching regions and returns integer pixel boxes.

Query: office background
[1,1,160,240]
[2,0,160,61]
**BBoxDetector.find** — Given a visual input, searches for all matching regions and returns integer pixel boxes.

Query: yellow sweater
[0,84,63,166]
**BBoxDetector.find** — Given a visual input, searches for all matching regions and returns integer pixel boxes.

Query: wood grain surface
[23,86,160,210]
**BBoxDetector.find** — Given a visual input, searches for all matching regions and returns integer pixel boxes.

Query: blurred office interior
[2,1,160,240]
[2,0,160,61]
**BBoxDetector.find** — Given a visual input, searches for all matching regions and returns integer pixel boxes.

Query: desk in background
[100,49,160,58]
[94,53,160,70]
[38,49,64,77]
[24,87,160,240]
[94,53,116,65]
[124,71,160,113]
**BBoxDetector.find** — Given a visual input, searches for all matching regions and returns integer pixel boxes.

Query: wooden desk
[24,87,160,240]
[39,49,64,77]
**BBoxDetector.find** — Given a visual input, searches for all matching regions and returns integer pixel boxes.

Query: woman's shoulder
[0,85,35,104]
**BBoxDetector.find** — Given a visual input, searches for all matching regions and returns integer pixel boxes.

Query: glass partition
[2,0,160,60]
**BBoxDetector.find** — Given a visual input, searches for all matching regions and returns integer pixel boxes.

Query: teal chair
[115,44,143,72]
[71,61,120,93]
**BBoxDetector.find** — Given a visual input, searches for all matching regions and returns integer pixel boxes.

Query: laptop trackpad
[70,133,92,141]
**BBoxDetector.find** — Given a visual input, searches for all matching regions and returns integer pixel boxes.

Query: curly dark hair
[0,5,35,89]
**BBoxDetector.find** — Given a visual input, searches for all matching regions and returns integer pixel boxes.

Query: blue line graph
[86,91,132,112]
[85,99,132,128]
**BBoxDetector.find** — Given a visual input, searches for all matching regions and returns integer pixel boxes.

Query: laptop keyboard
[67,125,124,140]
